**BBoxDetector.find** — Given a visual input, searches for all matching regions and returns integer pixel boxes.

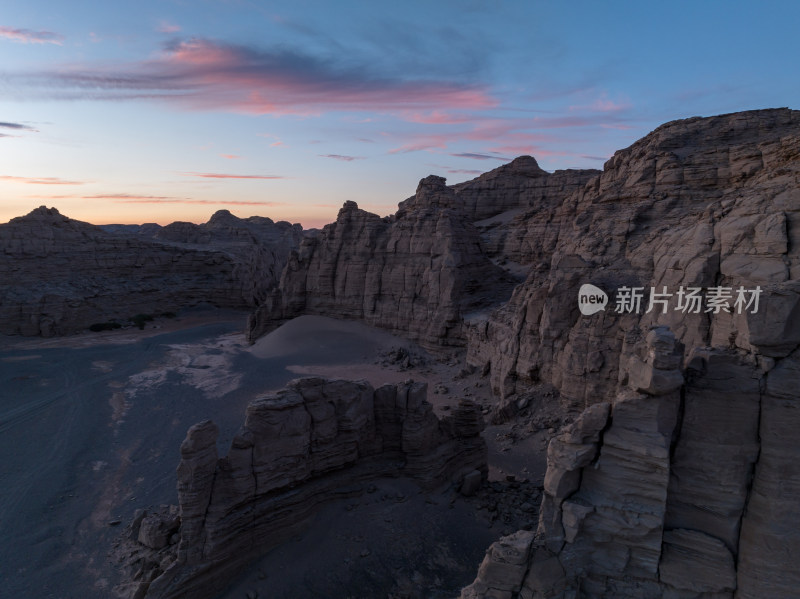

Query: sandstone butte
[4,108,800,598]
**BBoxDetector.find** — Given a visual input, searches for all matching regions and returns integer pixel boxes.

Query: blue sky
[1,0,797,227]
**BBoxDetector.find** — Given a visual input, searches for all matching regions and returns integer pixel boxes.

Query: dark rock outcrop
[247,177,518,348]
[0,207,301,336]
[115,377,487,599]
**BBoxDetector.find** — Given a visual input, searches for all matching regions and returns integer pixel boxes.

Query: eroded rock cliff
[461,108,800,598]
[467,108,800,408]
[247,176,519,348]
[115,377,487,599]
[246,161,598,349]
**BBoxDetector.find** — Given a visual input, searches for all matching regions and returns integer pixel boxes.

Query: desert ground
[0,307,551,598]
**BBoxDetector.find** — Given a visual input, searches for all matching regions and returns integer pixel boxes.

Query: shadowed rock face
[246,163,598,349]
[247,176,520,349]
[460,109,800,599]
[0,208,302,336]
[115,378,487,599]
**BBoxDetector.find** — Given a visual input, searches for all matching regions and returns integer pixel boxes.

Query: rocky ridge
[247,176,519,348]
[247,160,598,348]
[114,377,487,599]
[458,108,800,598]
[240,108,800,598]
[0,208,301,336]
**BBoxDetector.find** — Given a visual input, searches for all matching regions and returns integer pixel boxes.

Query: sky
[0,0,798,228]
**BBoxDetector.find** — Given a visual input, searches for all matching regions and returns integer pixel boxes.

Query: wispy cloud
[318,154,364,162]
[116,198,286,206]
[403,110,472,124]
[450,152,507,161]
[219,153,241,159]
[0,26,64,45]
[156,21,181,34]
[0,175,85,185]
[569,93,632,113]
[447,168,482,175]
[257,133,284,147]
[388,134,449,154]
[29,193,287,206]
[0,121,38,132]
[180,171,284,179]
[30,193,185,200]
[10,37,495,116]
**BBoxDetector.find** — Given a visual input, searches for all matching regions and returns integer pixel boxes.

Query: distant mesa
[0,206,302,336]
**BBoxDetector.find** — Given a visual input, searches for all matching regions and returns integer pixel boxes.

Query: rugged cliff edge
[459,108,800,598]
[242,108,800,597]
[114,377,487,599]
[0,208,301,336]
[467,108,800,409]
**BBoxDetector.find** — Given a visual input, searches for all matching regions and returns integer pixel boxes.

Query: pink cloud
[402,110,472,124]
[568,93,632,114]
[180,172,284,180]
[0,175,85,185]
[24,38,496,116]
[29,193,287,206]
[447,168,482,175]
[30,193,185,200]
[388,135,449,154]
[257,133,285,147]
[0,26,64,45]
[599,123,636,130]
[319,154,365,161]
[117,198,286,206]
[220,153,241,159]
[157,21,181,34]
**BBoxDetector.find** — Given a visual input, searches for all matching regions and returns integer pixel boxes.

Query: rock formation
[114,377,487,599]
[459,108,800,598]
[467,108,800,405]
[0,207,301,336]
[246,161,598,349]
[247,176,519,348]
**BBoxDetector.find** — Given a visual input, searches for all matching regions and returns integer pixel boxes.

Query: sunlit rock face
[460,108,800,599]
[467,108,800,408]
[0,207,301,336]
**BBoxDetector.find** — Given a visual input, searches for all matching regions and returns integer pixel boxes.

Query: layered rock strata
[0,207,301,336]
[459,109,800,598]
[467,108,800,407]
[247,158,599,348]
[462,330,800,597]
[247,176,518,348]
[116,377,487,599]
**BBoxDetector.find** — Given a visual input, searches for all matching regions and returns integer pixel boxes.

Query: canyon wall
[247,160,598,349]
[247,176,518,348]
[467,108,800,408]
[460,108,800,597]
[0,207,301,336]
[115,378,487,599]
